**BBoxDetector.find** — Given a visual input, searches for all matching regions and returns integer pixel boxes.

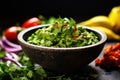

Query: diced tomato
[21,17,40,28]
[4,26,22,41]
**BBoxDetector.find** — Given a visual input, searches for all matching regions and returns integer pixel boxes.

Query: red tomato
[21,17,40,28]
[4,26,22,41]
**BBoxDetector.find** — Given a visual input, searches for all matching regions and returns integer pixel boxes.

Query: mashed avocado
[27,18,99,47]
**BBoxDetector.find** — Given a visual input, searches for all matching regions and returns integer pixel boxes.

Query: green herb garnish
[27,17,99,47]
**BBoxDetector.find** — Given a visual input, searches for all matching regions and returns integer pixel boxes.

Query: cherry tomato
[4,26,22,41]
[21,17,40,28]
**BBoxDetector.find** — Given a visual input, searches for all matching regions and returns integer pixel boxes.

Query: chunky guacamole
[27,18,99,47]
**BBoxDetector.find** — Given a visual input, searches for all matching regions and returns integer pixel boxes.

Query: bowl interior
[19,24,107,50]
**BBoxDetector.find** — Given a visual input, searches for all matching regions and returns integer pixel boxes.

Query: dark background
[0,0,120,30]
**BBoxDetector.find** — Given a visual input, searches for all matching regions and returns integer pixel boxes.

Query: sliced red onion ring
[0,40,22,53]
[2,36,22,49]
[4,52,22,67]
[11,52,20,60]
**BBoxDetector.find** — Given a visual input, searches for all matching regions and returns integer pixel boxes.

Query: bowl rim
[18,24,107,50]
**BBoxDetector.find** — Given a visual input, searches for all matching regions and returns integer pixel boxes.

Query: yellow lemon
[91,26,120,40]
[79,15,113,30]
[108,6,120,33]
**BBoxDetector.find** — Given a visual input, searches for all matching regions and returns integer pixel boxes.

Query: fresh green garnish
[0,48,5,58]
[27,17,99,47]
[0,51,98,80]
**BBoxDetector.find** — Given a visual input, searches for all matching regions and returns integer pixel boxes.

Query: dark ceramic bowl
[18,24,107,74]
